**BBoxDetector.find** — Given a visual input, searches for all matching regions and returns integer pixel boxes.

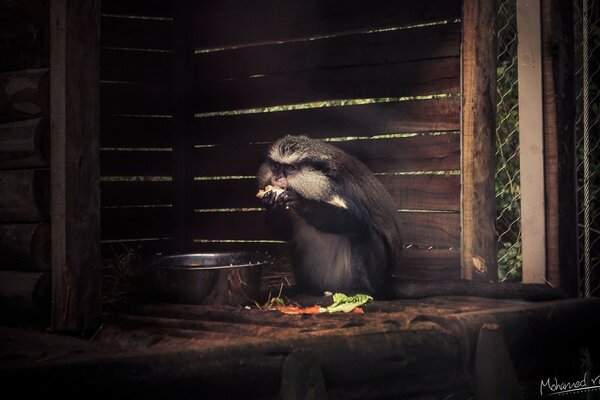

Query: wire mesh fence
[494,0,600,295]
[495,0,522,282]
[575,0,600,297]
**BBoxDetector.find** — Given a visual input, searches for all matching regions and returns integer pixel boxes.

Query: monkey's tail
[386,278,566,301]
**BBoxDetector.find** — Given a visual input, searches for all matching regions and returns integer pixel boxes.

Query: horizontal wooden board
[0,68,49,121]
[100,49,172,83]
[190,211,460,248]
[0,118,49,170]
[393,249,461,280]
[0,23,49,72]
[378,175,460,211]
[192,174,460,212]
[0,169,48,222]
[397,212,460,248]
[100,181,174,207]
[191,97,460,145]
[0,223,50,271]
[101,239,174,260]
[192,56,460,113]
[100,116,173,148]
[101,17,173,50]
[0,0,48,25]
[102,0,174,18]
[191,134,460,177]
[190,0,462,49]
[101,207,173,240]
[100,150,172,176]
[100,82,172,115]
[193,23,460,81]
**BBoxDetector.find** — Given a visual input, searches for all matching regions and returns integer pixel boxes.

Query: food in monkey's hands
[256,185,285,200]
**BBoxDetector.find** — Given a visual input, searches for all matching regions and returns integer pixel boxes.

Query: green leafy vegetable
[326,293,373,313]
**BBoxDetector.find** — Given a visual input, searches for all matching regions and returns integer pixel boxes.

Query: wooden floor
[1,296,599,399]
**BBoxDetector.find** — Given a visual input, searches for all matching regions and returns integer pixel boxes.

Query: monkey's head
[258,135,342,203]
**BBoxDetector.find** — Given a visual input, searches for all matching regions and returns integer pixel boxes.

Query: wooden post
[50,0,101,332]
[541,0,577,296]
[461,0,498,281]
[517,0,547,284]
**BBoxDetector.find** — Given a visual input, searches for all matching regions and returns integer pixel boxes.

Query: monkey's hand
[258,186,290,209]
[274,189,300,210]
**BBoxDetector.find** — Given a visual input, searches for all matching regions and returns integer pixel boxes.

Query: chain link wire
[575,0,600,297]
[494,0,599,292]
[495,0,522,281]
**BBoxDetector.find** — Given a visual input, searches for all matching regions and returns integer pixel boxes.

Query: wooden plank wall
[99,0,463,280]
[187,0,463,280]
[99,1,175,258]
[0,0,51,316]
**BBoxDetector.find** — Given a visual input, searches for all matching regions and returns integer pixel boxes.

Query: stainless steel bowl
[150,252,270,305]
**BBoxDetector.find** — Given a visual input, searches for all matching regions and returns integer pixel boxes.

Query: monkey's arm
[278,190,365,235]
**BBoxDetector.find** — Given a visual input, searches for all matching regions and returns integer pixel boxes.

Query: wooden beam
[0,118,49,170]
[541,0,577,296]
[0,223,50,271]
[517,0,547,283]
[50,0,101,332]
[0,68,49,121]
[461,0,497,281]
[0,169,49,221]
[0,271,50,316]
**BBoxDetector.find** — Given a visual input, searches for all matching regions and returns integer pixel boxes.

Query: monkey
[257,135,564,301]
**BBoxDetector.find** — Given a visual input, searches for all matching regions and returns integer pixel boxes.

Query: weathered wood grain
[0,169,49,221]
[101,17,173,50]
[190,0,462,49]
[191,56,460,113]
[100,150,172,177]
[189,211,460,248]
[100,49,172,84]
[50,0,101,332]
[100,181,173,207]
[0,118,49,169]
[193,23,461,81]
[100,115,172,148]
[541,0,577,296]
[192,174,460,212]
[0,223,50,271]
[101,207,173,240]
[190,134,460,176]
[0,24,50,72]
[190,97,460,146]
[0,68,49,120]
[100,81,172,115]
[0,271,50,316]
[461,0,497,281]
[101,0,174,18]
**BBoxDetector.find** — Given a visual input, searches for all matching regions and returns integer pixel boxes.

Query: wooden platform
[1,297,599,399]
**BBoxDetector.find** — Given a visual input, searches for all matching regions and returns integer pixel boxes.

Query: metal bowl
[150,252,270,305]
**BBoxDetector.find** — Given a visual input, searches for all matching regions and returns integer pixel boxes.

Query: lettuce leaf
[326,293,373,313]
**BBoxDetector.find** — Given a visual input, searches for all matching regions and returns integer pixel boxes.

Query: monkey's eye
[284,164,297,175]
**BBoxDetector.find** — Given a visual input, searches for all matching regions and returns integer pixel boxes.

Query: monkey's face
[257,136,333,202]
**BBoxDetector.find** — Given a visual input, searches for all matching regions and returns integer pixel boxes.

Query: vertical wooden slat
[461,0,498,281]
[50,0,101,332]
[517,0,547,284]
[541,0,577,295]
